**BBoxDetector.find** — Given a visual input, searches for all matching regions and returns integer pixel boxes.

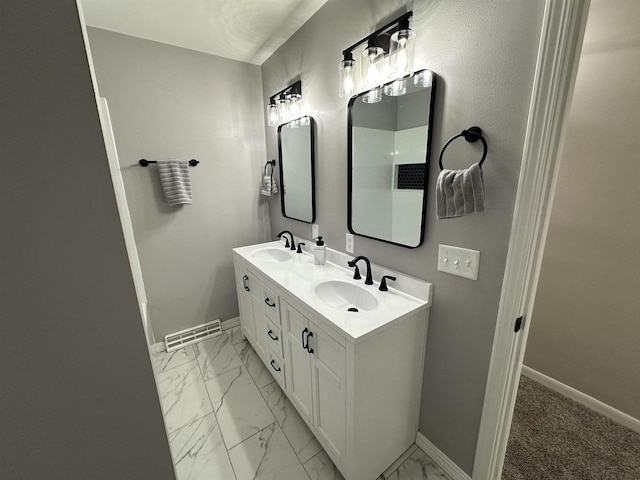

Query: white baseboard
[415,432,471,480]
[221,316,240,330]
[522,365,640,434]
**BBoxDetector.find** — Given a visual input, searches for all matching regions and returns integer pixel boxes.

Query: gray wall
[525,0,640,420]
[0,2,175,479]
[87,28,270,339]
[261,0,544,473]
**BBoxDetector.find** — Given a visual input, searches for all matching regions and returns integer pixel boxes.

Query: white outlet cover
[312,224,319,239]
[437,244,480,281]
[346,233,355,254]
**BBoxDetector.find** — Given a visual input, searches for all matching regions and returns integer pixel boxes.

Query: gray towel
[436,163,485,219]
[158,160,192,206]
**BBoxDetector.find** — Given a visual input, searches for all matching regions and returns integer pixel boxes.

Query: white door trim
[472,1,590,479]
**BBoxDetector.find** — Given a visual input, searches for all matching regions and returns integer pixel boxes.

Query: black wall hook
[438,126,488,171]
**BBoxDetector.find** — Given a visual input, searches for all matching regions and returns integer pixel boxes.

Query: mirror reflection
[278,116,315,223]
[348,70,436,248]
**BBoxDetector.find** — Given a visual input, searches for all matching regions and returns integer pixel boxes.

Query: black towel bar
[438,126,487,171]
[139,159,199,167]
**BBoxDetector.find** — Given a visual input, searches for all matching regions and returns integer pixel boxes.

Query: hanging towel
[436,163,485,219]
[260,162,278,196]
[158,160,193,206]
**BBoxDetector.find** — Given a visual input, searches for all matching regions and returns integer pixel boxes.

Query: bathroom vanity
[233,241,432,480]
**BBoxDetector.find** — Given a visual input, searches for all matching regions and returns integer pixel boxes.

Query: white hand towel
[158,160,192,206]
[436,163,485,219]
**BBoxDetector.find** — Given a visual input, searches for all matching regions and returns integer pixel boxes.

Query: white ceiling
[81,0,327,65]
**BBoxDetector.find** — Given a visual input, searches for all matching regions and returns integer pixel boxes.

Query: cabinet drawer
[267,350,285,390]
[265,318,283,358]
[262,285,280,323]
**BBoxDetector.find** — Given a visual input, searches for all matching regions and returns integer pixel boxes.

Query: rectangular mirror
[348,70,436,248]
[278,116,315,223]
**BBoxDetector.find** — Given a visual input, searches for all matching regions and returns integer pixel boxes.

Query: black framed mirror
[278,116,315,223]
[348,69,436,248]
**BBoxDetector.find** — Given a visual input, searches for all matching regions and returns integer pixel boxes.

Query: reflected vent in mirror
[396,163,426,190]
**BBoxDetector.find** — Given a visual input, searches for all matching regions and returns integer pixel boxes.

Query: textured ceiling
[81,0,327,65]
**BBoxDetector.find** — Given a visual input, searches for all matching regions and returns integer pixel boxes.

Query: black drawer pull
[264,298,276,308]
[268,330,278,341]
[270,360,281,372]
[306,331,314,354]
[302,327,309,350]
[242,275,250,292]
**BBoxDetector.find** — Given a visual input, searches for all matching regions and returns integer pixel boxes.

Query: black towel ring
[438,126,487,171]
[264,159,276,176]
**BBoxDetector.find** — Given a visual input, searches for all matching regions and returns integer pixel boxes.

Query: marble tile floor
[152,325,451,480]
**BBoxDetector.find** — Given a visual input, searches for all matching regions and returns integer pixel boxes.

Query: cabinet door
[251,294,269,361]
[310,321,346,461]
[282,301,314,423]
[237,267,255,342]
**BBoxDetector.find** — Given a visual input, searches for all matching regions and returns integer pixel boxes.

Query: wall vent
[165,319,222,352]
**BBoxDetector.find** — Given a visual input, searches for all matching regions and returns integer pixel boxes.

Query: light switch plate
[346,233,355,254]
[312,224,319,239]
[437,244,480,280]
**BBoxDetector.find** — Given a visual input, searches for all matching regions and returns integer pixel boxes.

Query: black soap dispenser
[313,236,326,266]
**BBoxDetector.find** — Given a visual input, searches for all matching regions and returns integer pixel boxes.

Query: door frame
[472,1,590,478]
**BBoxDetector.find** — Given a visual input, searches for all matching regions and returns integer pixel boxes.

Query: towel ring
[438,126,487,171]
[264,159,276,176]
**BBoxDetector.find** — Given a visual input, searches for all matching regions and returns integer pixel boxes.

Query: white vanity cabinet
[233,247,430,480]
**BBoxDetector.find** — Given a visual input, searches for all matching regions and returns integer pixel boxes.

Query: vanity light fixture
[338,11,414,99]
[267,81,303,127]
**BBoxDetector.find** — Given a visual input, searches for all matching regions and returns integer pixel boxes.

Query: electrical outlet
[437,244,480,280]
[312,224,319,239]
[346,233,355,254]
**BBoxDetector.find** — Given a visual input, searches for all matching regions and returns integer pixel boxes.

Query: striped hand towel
[158,160,192,206]
[260,162,278,196]
[436,163,485,219]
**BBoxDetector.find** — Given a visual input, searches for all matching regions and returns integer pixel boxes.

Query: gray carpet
[502,375,640,479]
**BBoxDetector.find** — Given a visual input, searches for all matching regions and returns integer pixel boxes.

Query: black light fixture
[338,11,415,99]
[267,81,302,127]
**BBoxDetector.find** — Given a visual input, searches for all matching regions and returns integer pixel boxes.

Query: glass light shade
[413,70,433,88]
[362,87,382,104]
[288,93,302,118]
[339,58,356,98]
[298,115,310,126]
[384,78,406,97]
[267,102,278,127]
[389,28,415,78]
[361,45,383,89]
[277,96,289,124]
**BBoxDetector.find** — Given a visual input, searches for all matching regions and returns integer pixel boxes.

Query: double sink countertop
[233,240,432,344]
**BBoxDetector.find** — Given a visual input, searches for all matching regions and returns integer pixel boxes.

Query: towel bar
[139,159,199,167]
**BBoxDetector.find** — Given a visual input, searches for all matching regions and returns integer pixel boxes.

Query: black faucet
[348,256,373,285]
[296,243,306,253]
[277,231,296,250]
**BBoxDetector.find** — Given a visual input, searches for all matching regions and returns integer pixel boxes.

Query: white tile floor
[152,326,451,480]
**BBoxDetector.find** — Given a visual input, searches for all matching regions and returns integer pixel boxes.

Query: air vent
[165,319,222,352]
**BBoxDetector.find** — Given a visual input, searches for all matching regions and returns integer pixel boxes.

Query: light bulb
[366,60,378,86]
[395,49,408,73]
[343,73,354,96]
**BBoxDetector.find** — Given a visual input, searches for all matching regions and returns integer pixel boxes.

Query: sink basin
[252,248,292,263]
[314,281,379,312]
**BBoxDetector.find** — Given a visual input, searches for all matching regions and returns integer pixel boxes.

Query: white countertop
[233,241,432,343]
